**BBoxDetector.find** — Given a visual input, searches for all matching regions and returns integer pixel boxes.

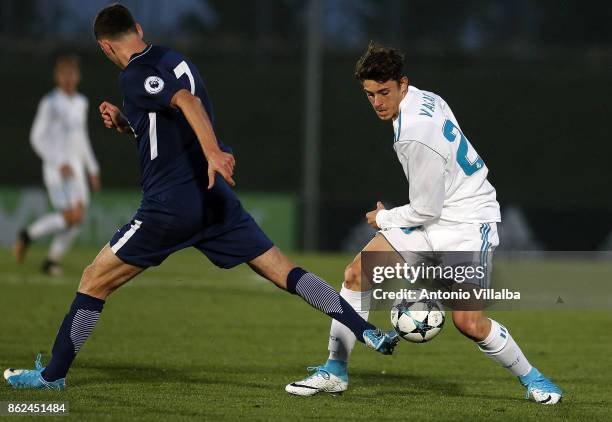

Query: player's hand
[206,149,236,189]
[89,174,102,192]
[59,164,73,180]
[99,101,130,134]
[366,201,386,229]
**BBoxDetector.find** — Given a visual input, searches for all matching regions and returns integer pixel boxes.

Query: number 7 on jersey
[149,61,196,161]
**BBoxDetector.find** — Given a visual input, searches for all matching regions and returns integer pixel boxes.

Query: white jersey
[30,88,99,209]
[376,86,501,230]
[30,88,99,182]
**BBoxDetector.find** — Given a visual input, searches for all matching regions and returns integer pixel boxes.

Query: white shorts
[378,226,433,265]
[380,221,499,287]
[43,164,89,210]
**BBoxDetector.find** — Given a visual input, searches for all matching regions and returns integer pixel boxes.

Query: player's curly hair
[354,42,405,83]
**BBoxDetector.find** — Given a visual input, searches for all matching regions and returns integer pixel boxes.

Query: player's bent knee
[343,262,362,291]
[78,263,111,299]
[78,264,97,290]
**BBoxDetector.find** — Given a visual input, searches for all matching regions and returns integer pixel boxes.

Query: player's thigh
[43,166,66,210]
[344,234,395,290]
[378,227,433,261]
[362,228,433,283]
[45,182,70,212]
[362,232,397,252]
[247,246,295,290]
[78,244,144,299]
[70,169,90,209]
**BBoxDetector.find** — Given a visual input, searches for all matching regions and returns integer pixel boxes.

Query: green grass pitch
[0,246,610,421]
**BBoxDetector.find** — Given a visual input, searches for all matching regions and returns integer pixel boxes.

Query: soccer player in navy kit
[3,4,399,390]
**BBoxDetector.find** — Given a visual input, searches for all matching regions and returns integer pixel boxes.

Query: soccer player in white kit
[286,43,562,404]
[14,56,101,275]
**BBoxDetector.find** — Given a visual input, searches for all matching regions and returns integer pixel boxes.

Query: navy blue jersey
[109,45,273,269]
[120,45,230,196]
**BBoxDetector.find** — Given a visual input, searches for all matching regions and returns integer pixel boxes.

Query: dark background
[1,0,611,250]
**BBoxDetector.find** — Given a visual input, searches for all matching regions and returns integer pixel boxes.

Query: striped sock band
[42,292,104,382]
[70,309,101,353]
[295,272,344,314]
[287,268,375,343]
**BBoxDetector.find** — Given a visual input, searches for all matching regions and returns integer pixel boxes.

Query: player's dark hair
[354,42,405,83]
[93,3,137,40]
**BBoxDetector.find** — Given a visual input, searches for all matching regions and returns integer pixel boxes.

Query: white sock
[328,286,372,362]
[27,213,67,240]
[48,226,80,262]
[478,318,532,377]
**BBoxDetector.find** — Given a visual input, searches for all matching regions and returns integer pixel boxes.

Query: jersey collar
[392,86,416,143]
[127,44,153,65]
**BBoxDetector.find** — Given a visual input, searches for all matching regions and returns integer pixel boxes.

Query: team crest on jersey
[144,76,164,94]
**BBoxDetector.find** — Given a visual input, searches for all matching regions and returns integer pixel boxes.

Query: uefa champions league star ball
[391,299,445,343]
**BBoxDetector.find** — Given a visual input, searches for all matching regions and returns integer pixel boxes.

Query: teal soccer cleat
[519,367,562,405]
[363,329,400,355]
[4,354,65,390]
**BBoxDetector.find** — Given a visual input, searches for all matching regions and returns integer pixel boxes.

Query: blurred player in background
[4,4,399,391]
[14,55,101,275]
[287,43,562,405]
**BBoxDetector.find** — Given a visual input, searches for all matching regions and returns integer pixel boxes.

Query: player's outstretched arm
[99,101,133,135]
[171,89,235,189]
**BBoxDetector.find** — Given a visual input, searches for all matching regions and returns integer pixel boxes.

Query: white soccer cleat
[528,388,562,405]
[285,366,348,396]
[519,367,563,405]
[4,368,24,380]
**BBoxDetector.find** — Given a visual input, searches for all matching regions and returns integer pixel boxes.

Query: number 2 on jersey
[442,119,484,176]
[149,61,196,161]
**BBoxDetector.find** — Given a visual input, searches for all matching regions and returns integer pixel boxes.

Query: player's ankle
[323,359,348,378]
[518,366,539,385]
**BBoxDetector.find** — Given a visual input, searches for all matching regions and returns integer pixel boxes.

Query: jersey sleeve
[121,63,184,111]
[79,98,100,175]
[375,140,447,229]
[29,97,60,166]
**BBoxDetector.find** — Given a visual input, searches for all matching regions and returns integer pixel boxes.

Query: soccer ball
[390,298,445,343]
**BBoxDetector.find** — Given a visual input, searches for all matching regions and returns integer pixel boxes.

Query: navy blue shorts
[109,180,273,268]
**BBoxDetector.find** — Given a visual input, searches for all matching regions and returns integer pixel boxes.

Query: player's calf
[30,246,142,383]
[469,316,563,404]
[452,310,491,341]
[13,229,31,264]
[343,260,362,291]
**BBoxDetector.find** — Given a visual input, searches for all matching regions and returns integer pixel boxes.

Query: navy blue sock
[286,267,374,343]
[41,292,105,381]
